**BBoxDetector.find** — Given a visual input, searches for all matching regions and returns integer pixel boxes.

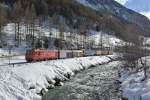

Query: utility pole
[49,32,52,49]
[8,43,13,67]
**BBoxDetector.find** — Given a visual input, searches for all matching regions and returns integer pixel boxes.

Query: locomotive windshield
[26,49,34,54]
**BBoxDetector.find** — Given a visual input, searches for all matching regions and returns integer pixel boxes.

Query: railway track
[0,62,28,67]
[0,54,24,58]
[0,59,58,67]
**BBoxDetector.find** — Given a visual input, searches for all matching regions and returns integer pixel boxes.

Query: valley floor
[2,47,150,100]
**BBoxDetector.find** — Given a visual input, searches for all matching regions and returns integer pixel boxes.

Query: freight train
[25,48,113,62]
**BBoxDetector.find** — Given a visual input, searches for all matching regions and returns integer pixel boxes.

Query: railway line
[0,49,113,67]
[0,59,58,66]
[0,61,28,67]
[0,60,53,67]
[0,54,24,58]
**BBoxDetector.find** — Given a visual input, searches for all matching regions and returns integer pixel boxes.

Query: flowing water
[42,61,121,100]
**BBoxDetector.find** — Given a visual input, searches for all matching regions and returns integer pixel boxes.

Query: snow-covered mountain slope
[115,0,150,19]
[1,0,150,39]
[1,23,125,55]
[76,0,150,36]
[141,12,150,20]
[115,0,128,5]
[89,30,125,47]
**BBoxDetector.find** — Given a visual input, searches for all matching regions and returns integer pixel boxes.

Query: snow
[0,55,116,100]
[76,0,98,10]
[3,23,15,35]
[115,0,128,5]
[141,12,150,20]
[120,56,150,100]
[2,22,124,52]
[88,30,125,47]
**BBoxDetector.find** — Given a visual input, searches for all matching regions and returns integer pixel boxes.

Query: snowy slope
[0,55,116,100]
[76,0,98,10]
[89,30,125,47]
[115,0,128,5]
[120,56,150,100]
[1,23,124,55]
[77,0,150,39]
[141,12,150,20]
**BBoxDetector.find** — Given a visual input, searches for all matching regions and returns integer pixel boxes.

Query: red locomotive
[25,49,59,62]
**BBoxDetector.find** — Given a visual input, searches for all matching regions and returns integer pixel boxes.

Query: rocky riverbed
[42,61,122,100]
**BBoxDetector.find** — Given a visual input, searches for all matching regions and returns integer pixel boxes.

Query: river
[42,61,121,100]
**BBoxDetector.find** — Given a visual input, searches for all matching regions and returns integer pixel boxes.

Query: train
[25,48,113,62]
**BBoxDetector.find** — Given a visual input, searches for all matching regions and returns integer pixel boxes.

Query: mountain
[1,0,150,41]
[140,12,150,20]
[114,0,128,5]
[76,0,150,35]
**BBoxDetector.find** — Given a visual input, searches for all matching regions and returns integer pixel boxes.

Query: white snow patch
[115,0,128,5]
[141,12,150,20]
[88,30,125,47]
[76,0,98,10]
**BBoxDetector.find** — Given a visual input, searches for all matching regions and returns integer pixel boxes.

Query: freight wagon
[59,50,73,59]
[72,50,83,57]
[84,49,95,56]
[95,50,112,56]
[59,50,83,58]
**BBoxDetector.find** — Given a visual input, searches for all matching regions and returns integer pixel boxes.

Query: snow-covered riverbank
[0,55,117,100]
[120,57,150,100]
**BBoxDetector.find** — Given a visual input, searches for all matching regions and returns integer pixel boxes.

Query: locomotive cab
[25,49,59,62]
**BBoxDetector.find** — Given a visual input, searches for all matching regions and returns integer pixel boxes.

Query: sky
[115,0,150,19]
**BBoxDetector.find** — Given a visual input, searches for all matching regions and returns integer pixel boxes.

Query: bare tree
[122,35,148,79]
[12,1,23,46]
[24,3,37,48]
[0,3,6,40]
